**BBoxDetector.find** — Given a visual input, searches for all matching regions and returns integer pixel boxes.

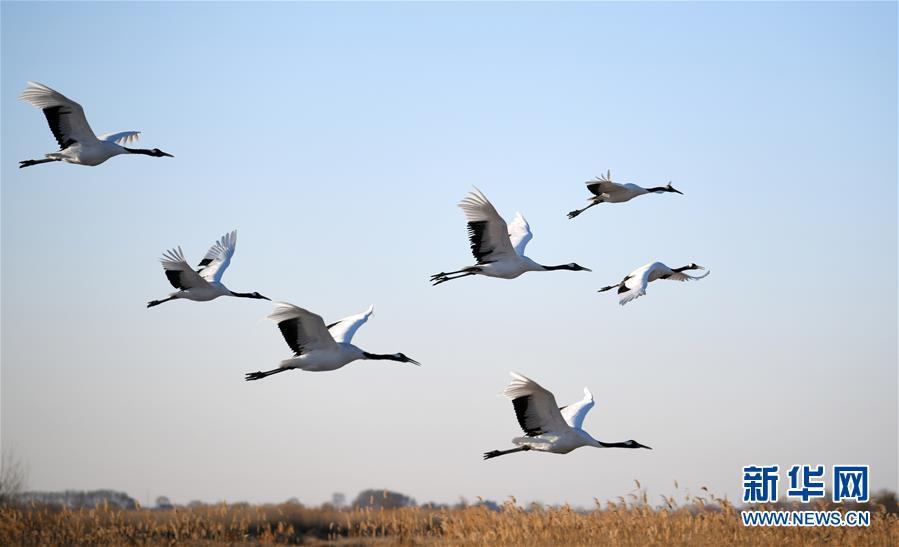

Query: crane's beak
[161,151,174,158]
[407,357,421,366]
[637,443,652,450]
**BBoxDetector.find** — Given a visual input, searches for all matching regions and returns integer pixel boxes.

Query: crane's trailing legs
[431,272,477,285]
[430,267,480,286]
[430,267,473,279]
[245,368,291,381]
[483,446,531,460]
[567,201,600,219]
[19,158,61,168]
[147,296,177,308]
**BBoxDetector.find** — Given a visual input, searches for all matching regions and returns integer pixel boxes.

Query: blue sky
[1,2,896,507]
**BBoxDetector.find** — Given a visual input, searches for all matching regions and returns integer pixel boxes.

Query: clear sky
[1,2,896,508]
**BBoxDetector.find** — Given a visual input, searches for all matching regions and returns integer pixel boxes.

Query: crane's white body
[19,81,168,166]
[477,254,544,279]
[280,345,366,372]
[44,139,129,166]
[613,261,709,305]
[590,182,648,203]
[433,188,589,283]
[166,282,231,302]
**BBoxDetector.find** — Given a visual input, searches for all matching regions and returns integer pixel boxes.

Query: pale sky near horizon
[1,2,896,508]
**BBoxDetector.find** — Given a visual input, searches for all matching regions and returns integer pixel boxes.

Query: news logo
[740,464,870,527]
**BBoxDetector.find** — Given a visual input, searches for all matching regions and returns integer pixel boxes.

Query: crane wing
[507,213,533,256]
[197,230,237,283]
[586,180,622,197]
[19,81,98,149]
[560,388,595,430]
[617,263,655,306]
[665,270,710,282]
[503,372,570,437]
[268,302,337,356]
[98,131,141,145]
[585,171,621,197]
[159,247,210,290]
[326,305,374,344]
[458,187,517,264]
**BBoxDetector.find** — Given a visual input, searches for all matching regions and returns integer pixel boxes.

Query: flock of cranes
[19,81,710,460]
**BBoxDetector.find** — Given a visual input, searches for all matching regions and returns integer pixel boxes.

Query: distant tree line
[4,482,896,515]
[17,490,138,510]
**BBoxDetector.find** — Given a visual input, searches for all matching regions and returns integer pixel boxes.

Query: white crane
[18,81,173,168]
[567,170,682,219]
[431,187,591,285]
[484,372,651,459]
[245,302,420,380]
[598,262,709,305]
[147,230,269,307]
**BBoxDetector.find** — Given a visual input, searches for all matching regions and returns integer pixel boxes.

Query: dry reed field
[1,489,897,546]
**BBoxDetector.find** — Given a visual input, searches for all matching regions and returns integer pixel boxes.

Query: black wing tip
[466,220,491,263]
[511,395,545,437]
[276,318,304,356]
[164,269,185,290]
[41,105,77,150]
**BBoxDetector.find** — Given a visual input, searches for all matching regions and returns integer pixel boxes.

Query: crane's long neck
[541,264,573,271]
[362,351,419,366]
[596,440,633,448]
[594,439,633,448]
[586,431,650,450]
[230,291,256,298]
[123,147,157,156]
[362,351,400,362]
